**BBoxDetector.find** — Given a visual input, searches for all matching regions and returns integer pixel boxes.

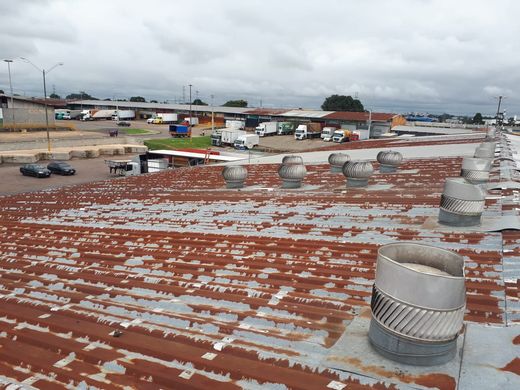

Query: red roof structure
[324,112,396,122]
[0,134,518,389]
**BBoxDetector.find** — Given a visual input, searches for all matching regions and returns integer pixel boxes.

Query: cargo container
[234,134,259,149]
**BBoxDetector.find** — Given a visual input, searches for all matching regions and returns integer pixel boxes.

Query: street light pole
[20,58,63,152]
[189,84,192,140]
[211,94,215,133]
[3,59,15,129]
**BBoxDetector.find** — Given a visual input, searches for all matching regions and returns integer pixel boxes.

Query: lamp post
[20,57,63,152]
[188,84,192,140]
[3,59,15,129]
[211,94,215,133]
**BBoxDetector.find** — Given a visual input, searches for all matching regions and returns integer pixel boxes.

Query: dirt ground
[0,156,138,197]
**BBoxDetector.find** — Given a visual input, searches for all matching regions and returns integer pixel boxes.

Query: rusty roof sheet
[0,136,518,389]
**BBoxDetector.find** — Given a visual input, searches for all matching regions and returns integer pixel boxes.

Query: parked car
[47,161,76,175]
[117,121,131,127]
[20,164,51,178]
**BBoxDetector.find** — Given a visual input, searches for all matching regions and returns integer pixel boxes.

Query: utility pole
[189,84,192,140]
[495,95,506,126]
[182,86,186,104]
[3,59,15,129]
[211,94,215,133]
[195,90,199,101]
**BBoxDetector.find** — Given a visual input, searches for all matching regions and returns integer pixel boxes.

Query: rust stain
[330,356,456,390]
[500,357,520,376]
[513,335,520,345]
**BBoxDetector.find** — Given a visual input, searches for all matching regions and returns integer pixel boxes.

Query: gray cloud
[0,0,518,115]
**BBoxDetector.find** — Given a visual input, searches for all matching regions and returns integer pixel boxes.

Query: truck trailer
[277,122,296,135]
[221,129,246,145]
[294,123,322,140]
[234,134,259,149]
[255,121,278,137]
[112,110,135,121]
[169,124,191,138]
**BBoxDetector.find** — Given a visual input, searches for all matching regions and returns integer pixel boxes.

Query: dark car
[47,161,76,175]
[116,121,131,127]
[20,164,51,178]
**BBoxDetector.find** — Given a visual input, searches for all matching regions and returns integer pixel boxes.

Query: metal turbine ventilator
[369,242,466,366]
[222,165,248,189]
[485,127,496,140]
[438,177,486,226]
[473,142,496,159]
[460,157,492,184]
[377,150,403,173]
[278,155,306,189]
[328,153,350,173]
[342,160,374,187]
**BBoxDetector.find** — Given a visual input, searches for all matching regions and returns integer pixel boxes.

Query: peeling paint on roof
[0,134,518,388]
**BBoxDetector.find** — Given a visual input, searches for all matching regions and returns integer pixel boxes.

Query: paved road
[0,156,138,197]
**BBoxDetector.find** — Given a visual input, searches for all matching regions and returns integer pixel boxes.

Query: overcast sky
[1,0,518,115]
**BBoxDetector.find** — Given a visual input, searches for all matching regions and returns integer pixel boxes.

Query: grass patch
[144,136,211,150]
[118,128,152,135]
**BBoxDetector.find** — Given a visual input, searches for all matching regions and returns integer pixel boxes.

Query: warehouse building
[68,99,403,131]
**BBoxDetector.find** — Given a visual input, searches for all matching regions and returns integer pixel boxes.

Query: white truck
[112,110,135,121]
[225,120,245,130]
[294,123,322,140]
[151,113,178,124]
[234,134,259,149]
[321,127,336,142]
[221,129,246,145]
[255,121,278,137]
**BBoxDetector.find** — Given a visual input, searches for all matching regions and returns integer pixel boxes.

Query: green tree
[130,96,146,102]
[223,99,248,107]
[66,91,97,100]
[49,93,61,99]
[472,113,484,125]
[321,95,364,112]
[150,100,158,103]
[192,98,208,106]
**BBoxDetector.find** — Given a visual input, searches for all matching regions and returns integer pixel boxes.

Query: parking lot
[0,119,340,196]
[0,156,138,196]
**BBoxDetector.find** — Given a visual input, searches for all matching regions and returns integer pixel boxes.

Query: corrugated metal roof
[392,125,477,135]
[0,134,518,388]
[242,108,291,116]
[72,100,251,115]
[279,110,334,118]
[324,112,396,122]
